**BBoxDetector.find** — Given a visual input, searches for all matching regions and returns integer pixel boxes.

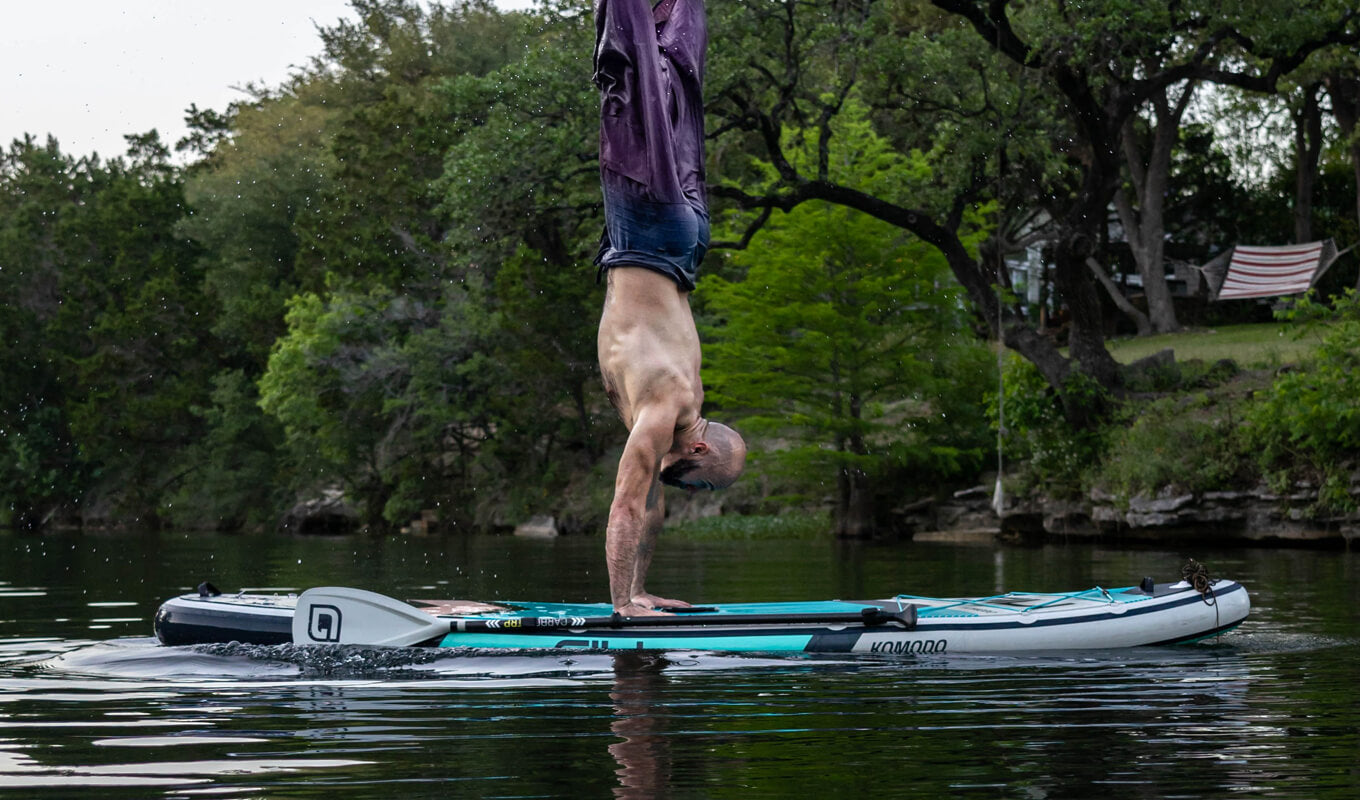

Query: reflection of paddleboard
[154,574,1249,654]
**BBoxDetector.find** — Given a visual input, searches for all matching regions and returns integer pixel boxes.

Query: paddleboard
[154,574,1250,654]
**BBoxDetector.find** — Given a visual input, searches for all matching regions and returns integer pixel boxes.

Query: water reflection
[609,653,673,799]
[0,583,46,599]
[0,635,1354,797]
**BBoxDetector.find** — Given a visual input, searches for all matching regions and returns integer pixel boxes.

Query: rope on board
[1181,558,1217,606]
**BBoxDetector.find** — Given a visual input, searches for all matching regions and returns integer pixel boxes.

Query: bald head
[660,421,747,491]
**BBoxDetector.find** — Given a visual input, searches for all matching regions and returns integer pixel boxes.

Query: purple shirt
[593,0,707,211]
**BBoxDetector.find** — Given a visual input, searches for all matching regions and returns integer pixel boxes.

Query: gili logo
[307,604,342,642]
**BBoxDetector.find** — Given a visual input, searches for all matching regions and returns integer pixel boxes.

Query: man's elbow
[608,498,646,529]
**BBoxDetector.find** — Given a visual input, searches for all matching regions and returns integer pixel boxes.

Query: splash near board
[154,571,1249,654]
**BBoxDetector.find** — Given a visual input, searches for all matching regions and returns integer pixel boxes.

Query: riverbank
[900,475,1360,548]
[928,308,1360,549]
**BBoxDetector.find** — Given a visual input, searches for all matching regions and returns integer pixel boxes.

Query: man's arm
[606,409,676,615]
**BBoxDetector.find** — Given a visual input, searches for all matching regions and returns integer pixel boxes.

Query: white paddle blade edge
[292,587,448,647]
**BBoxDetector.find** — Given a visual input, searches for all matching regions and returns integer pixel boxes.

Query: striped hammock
[1216,241,1328,300]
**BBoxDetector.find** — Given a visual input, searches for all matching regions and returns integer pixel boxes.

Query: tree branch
[1087,256,1151,336]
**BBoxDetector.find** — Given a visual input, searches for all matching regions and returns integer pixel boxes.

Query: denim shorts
[595,173,709,292]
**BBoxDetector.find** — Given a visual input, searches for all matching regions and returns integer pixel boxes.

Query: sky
[2,2,362,161]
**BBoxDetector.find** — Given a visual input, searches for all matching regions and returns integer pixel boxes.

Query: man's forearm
[628,499,665,599]
[606,484,665,609]
[605,505,646,609]
[601,411,674,611]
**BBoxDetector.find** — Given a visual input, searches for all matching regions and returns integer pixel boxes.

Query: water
[1,530,1356,798]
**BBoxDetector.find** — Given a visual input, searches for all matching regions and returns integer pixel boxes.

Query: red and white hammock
[1215,241,1333,300]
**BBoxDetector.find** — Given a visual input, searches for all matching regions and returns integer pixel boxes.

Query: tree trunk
[834,465,874,538]
[1324,72,1360,275]
[835,396,874,538]
[1052,233,1121,428]
[1087,257,1152,336]
[1293,82,1324,244]
[570,380,600,463]
[1115,83,1195,334]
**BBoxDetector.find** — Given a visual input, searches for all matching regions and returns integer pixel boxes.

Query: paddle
[293,586,448,646]
[294,586,916,648]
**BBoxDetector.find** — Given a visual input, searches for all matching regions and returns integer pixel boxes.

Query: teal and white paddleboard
[155,573,1249,655]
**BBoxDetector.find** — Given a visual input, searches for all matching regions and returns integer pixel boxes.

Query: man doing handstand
[593,0,746,617]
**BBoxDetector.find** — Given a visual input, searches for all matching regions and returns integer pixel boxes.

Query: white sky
[1,1,524,162]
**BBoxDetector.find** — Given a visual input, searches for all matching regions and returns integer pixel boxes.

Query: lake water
[0,530,1356,798]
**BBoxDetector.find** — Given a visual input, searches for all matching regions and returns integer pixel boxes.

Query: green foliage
[299,0,538,289]
[1164,123,1270,259]
[178,88,338,369]
[0,138,87,527]
[435,6,598,271]
[1097,394,1251,500]
[192,0,604,532]
[255,261,604,530]
[258,284,439,528]
[162,371,288,531]
[0,405,84,530]
[992,356,1106,496]
[58,144,214,519]
[1245,291,1360,510]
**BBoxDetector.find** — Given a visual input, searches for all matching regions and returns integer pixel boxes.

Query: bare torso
[597,267,703,432]
[597,266,706,615]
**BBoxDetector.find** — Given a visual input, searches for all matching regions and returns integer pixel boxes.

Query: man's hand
[615,602,670,617]
[633,591,691,610]
[615,593,693,617]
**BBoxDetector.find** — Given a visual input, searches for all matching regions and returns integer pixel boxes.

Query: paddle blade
[293,587,448,647]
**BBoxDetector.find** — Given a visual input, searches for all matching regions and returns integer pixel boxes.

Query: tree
[1289,80,1327,243]
[54,132,213,523]
[178,88,339,371]
[257,286,432,530]
[708,0,1359,427]
[0,133,212,528]
[1323,62,1360,279]
[707,0,1116,427]
[1111,78,1202,333]
[936,0,1359,348]
[701,105,993,536]
[0,137,87,528]
[297,0,537,290]
[433,1,620,511]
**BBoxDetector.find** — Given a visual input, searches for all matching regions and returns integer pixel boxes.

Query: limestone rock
[514,515,559,538]
[281,488,359,535]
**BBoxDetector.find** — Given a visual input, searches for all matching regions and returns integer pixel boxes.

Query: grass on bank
[1104,322,1320,366]
[668,512,832,540]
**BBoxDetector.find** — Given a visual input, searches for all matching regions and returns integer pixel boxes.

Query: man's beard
[659,458,701,488]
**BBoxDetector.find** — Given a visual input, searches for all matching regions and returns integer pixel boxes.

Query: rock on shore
[906,474,1360,546]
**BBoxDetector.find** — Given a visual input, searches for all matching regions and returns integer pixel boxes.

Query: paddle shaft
[449,606,916,633]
